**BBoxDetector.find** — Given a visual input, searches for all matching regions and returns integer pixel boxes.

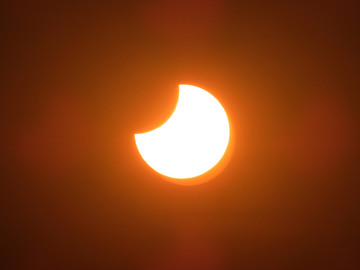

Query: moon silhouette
[135,84,230,181]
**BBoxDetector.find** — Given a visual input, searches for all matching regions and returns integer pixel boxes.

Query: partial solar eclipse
[135,84,230,181]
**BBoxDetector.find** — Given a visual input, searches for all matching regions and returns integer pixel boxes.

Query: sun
[135,84,230,183]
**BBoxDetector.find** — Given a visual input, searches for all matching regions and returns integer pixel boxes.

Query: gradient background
[1,1,359,269]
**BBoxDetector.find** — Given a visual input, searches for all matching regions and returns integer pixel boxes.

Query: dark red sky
[1,1,359,269]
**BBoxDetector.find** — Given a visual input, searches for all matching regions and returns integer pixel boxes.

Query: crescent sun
[135,84,230,180]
